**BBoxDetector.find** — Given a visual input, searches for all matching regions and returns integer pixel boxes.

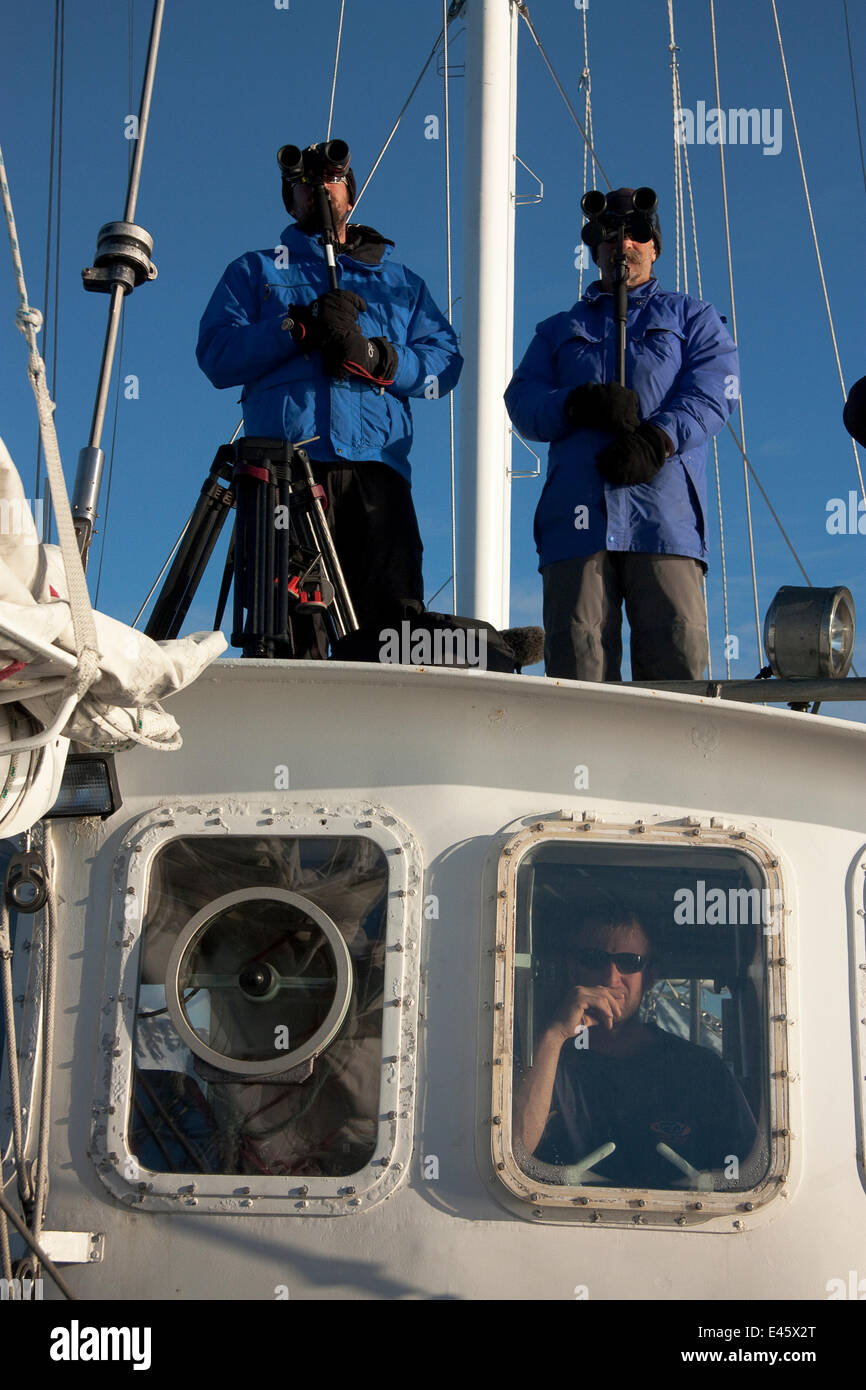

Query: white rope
[578,4,593,298]
[0,1199,12,1283]
[326,0,346,141]
[769,0,866,508]
[0,140,101,704]
[709,0,762,666]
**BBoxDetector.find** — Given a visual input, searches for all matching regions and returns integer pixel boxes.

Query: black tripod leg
[293,451,358,636]
[213,522,236,631]
[144,454,234,640]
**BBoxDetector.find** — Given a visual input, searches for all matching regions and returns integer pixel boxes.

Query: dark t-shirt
[533,1025,757,1188]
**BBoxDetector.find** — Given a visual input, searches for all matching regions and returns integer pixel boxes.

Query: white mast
[457,0,518,629]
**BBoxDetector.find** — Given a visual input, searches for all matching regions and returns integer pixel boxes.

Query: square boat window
[493,829,789,1222]
[130,835,388,1180]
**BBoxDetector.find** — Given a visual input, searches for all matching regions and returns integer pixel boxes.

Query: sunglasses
[288,173,348,187]
[598,220,652,244]
[574,947,649,974]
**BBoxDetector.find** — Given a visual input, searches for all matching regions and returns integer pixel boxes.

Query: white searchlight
[763,585,856,679]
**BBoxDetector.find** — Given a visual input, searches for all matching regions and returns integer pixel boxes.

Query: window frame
[92,801,422,1215]
[851,843,866,1199]
[489,814,792,1229]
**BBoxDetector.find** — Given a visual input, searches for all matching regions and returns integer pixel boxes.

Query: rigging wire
[32,833,57,1243]
[515,2,611,189]
[0,1184,76,1300]
[0,899,32,1208]
[93,308,125,608]
[769,0,866,508]
[338,4,465,608]
[35,0,64,547]
[442,0,457,613]
[352,4,465,216]
[35,0,60,522]
[577,2,593,298]
[709,0,763,666]
[95,0,135,607]
[326,0,346,141]
[725,423,812,585]
[667,1,732,677]
[843,0,866,210]
[669,28,683,293]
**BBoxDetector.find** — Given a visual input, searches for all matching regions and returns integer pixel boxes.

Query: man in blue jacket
[197,142,462,656]
[505,188,739,682]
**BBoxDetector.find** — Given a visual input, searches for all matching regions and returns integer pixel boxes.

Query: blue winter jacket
[197,223,462,482]
[504,278,739,569]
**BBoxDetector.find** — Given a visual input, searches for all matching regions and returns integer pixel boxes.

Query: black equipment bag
[331,602,517,672]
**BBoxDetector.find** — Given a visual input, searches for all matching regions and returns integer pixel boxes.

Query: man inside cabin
[504,187,739,682]
[514,908,757,1189]
[197,140,462,657]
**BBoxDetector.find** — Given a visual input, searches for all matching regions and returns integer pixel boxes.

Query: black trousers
[541,550,709,681]
[286,459,424,659]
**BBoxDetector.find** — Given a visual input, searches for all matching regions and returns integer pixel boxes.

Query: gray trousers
[542,550,709,681]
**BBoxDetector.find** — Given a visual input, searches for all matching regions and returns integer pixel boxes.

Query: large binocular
[580,186,658,249]
[277,139,351,184]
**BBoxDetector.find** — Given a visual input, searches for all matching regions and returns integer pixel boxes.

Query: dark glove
[317,288,367,337]
[285,301,322,349]
[565,381,640,432]
[317,290,398,382]
[596,423,670,486]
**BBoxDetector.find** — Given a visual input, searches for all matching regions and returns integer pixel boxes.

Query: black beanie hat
[589,186,662,263]
[843,376,866,449]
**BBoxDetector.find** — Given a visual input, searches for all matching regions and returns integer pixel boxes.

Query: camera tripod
[144,437,358,658]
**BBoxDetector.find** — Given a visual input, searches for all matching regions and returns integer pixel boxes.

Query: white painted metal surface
[457,0,518,628]
[17,659,866,1300]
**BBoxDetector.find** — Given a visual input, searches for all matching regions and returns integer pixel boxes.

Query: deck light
[763,585,856,679]
[44,754,120,820]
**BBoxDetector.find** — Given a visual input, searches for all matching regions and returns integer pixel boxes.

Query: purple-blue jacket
[504,277,739,569]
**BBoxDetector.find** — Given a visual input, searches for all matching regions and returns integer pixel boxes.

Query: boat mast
[457,0,518,629]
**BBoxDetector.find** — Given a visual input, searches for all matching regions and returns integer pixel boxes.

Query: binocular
[277,139,351,185]
[580,186,659,249]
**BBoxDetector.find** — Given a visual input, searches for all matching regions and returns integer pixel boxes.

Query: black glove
[317,290,397,382]
[565,381,640,432]
[596,423,670,486]
[285,301,322,350]
[317,288,367,337]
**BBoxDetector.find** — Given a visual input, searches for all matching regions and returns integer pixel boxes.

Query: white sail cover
[0,434,226,823]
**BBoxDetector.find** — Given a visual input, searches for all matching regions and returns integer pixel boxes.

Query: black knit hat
[843,376,866,449]
[589,186,662,263]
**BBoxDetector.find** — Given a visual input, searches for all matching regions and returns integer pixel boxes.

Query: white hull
[11,662,865,1300]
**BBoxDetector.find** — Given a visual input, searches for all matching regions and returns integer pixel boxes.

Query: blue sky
[0,0,864,716]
